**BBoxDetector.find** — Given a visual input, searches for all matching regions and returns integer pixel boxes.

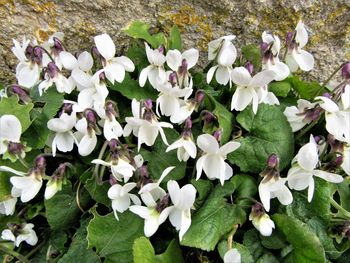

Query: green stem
[330,198,350,219]
[322,62,346,87]
[25,240,45,259]
[17,156,30,169]
[295,119,319,141]
[93,141,109,179]
[0,244,30,263]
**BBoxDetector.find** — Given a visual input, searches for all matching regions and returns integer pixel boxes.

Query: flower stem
[322,62,346,87]
[75,181,85,213]
[330,198,350,219]
[295,119,319,141]
[0,244,30,263]
[93,140,109,180]
[227,224,239,250]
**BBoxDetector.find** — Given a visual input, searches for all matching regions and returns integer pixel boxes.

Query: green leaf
[45,182,89,231]
[336,177,350,211]
[87,211,144,263]
[167,25,182,51]
[140,128,186,183]
[228,104,294,173]
[110,73,157,101]
[123,21,166,48]
[243,229,264,260]
[286,76,326,100]
[58,220,100,263]
[241,45,261,69]
[218,240,254,263]
[260,230,287,250]
[272,214,326,263]
[268,81,292,97]
[204,93,234,144]
[190,179,213,209]
[82,170,110,206]
[257,254,280,263]
[0,173,12,202]
[181,175,256,251]
[0,96,33,132]
[133,237,184,263]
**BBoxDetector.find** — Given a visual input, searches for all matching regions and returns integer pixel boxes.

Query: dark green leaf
[140,128,186,183]
[260,230,287,250]
[218,240,254,263]
[286,76,326,100]
[181,175,256,250]
[204,93,234,144]
[156,239,184,263]
[83,170,110,206]
[123,21,166,48]
[336,177,350,212]
[110,73,157,101]
[190,179,213,209]
[243,229,264,260]
[269,81,292,97]
[0,173,12,202]
[228,104,294,173]
[241,45,261,70]
[0,96,33,132]
[87,211,144,263]
[168,25,182,51]
[272,214,326,263]
[257,253,280,263]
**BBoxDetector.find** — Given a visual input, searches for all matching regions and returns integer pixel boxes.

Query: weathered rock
[1,0,349,85]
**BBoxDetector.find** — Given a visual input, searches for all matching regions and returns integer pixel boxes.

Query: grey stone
[1,0,349,85]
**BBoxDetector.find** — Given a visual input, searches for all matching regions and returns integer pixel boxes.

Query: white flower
[0,197,17,216]
[123,99,173,151]
[166,136,197,162]
[287,135,343,202]
[94,33,135,84]
[108,182,141,220]
[249,203,275,236]
[207,35,237,86]
[283,99,317,132]
[0,115,22,155]
[74,118,97,156]
[286,21,314,72]
[47,112,77,157]
[1,223,38,247]
[167,180,196,241]
[139,43,166,88]
[231,67,276,114]
[258,174,293,212]
[92,157,135,183]
[261,31,290,81]
[169,100,196,124]
[130,167,174,237]
[315,94,350,144]
[224,248,241,263]
[196,134,240,185]
[103,116,123,141]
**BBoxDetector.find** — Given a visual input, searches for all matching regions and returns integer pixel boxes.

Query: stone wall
[1,0,349,85]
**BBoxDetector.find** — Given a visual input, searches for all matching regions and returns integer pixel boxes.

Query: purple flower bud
[91,46,100,57]
[169,72,177,86]
[250,202,265,217]
[7,142,24,155]
[47,62,59,79]
[105,101,118,119]
[144,99,153,110]
[53,37,64,53]
[10,85,30,103]
[32,47,43,65]
[62,103,73,114]
[158,46,165,55]
[201,110,216,125]
[213,129,222,142]
[35,156,46,171]
[85,110,97,124]
[286,32,294,46]
[342,62,350,80]
[178,59,188,76]
[140,165,149,179]
[109,139,119,152]
[260,42,269,53]
[313,135,322,144]
[335,155,343,166]
[194,90,205,104]
[322,92,332,99]
[109,175,118,185]
[25,44,33,59]
[246,62,254,75]
[99,71,106,82]
[184,118,192,130]
[328,134,345,153]
[267,154,279,168]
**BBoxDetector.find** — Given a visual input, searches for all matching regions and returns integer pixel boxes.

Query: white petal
[206,65,218,84]
[167,180,180,206]
[197,134,219,153]
[158,166,176,184]
[216,66,231,85]
[177,184,196,210]
[166,50,182,71]
[196,156,205,180]
[78,133,97,156]
[315,96,339,113]
[231,87,253,112]
[139,66,151,87]
[217,41,237,66]
[55,132,75,152]
[250,70,275,88]
[169,207,182,229]
[72,69,93,89]
[307,176,315,202]
[259,183,271,212]
[285,54,299,73]
[1,229,15,242]
[182,139,197,159]
[182,48,199,69]
[113,56,135,72]
[313,170,343,183]
[275,185,293,206]
[104,118,123,141]
[144,215,160,237]
[295,21,308,48]
[94,33,116,60]
[179,210,192,241]
[129,205,150,219]
[112,195,130,213]
[271,61,290,81]
[203,155,225,182]
[297,140,318,171]
[287,166,312,190]
[105,63,125,83]
[0,166,26,176]
[293,50,314,72]
[78,51,94,71]
[59,51,78,70]
[231,67,251,86]
[18,64,39,88]
[0,115,22,142]
[218,142,240,157]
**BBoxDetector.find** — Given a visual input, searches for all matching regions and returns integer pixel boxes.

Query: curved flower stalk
[231,67,277,114]
[207,35,237,86]
[108,182,141,220]
[258,154,293,212]
[287,135,343,202]
[196,134,240,185]
[261,31,290,81]
[167,180,196,241]
[94,33,135,84]
[283,99,319,132]
[139,43,166,88]
[1,223,38,247]
[285,21,314,72]
[47,111,77,157]
[124,99,173,151]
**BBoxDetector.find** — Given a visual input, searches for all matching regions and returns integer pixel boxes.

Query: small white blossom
[249,203,275,236]
[196,134,240,185]
[224,248,241,263]
[0,115,22,156]
[283,99,317,132]
[0,197,17,216]
[1,223,38,247]
[92,157,135,183]
[74,117,97,156]
[166,136,197,162]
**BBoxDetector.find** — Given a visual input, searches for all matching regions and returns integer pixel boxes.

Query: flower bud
[246,62,254,75]
[99,71,106,82]
[61,103,73,115]
[328,134,345,153]
[105,101,118,120]
[260,42,269,54]
[25,44,33,59]
[47,62,59,79]
[91,46,100,57]
[143,99,153,110]
[53,37,64,53]
[213,129,222,142]
[249,202,275,236]
[169,72,177,87]
[260,153,279,178]
[285,32,294,46]
[109,139,119,152]
[10,85,31,103]
[7,142,24,156]
[109,175,118,185]
[194,90,205,104]
[158,46,165,55]
[32,47,43,65]
[85,109,97,124]
[178,59,188,76]
[184,118,192,130]
[342,62,350,80]
[201,110,216,125]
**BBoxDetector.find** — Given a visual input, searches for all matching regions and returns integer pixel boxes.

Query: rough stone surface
[1,0,350,85]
